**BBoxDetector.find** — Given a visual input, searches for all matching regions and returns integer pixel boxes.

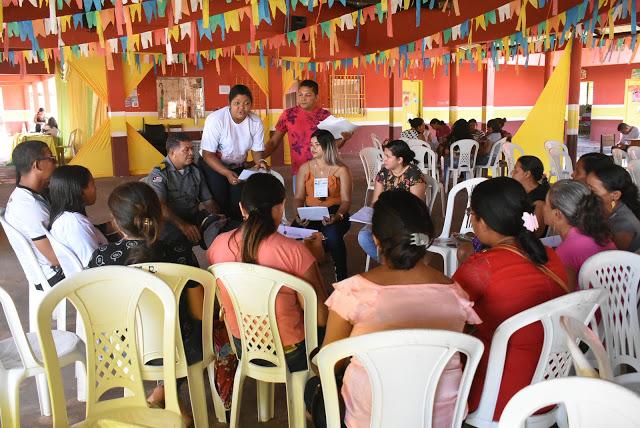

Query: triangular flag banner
[512,39,572,173]
[126,123,164,175]
[69,119,114,178]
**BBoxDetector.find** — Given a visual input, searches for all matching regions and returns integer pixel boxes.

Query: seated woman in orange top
[293,129,352,281]
[452,177,569,422]
[208,173,328,371]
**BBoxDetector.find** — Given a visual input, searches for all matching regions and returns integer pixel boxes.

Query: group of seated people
[5,111,640,427]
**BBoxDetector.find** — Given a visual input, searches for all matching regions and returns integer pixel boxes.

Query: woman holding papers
[208,173,329,368]
[293,129,352,281]
[199,84,267,220]
[358,139,426,263]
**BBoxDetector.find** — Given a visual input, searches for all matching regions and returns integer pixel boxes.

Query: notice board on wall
[624,79,640,125]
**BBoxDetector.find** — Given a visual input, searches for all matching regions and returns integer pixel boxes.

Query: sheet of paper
[349,206,374,225]
[297,206,330,221]
[317,115,359,139]
[541,235,562,248]
[277,225,316,240]
[238,169,258,181]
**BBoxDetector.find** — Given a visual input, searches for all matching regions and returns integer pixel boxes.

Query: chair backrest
[370,133,384,151]
[316,329,484,428]
[424,175,441,213]
[438,177,486,239]
[402,138,426,149]
[35,266,180,426]
[472,289,604,424]
[208,262,318,375]
[0,286,39,369]
[544,140,573,179]
[628,159,640,186]
[560,315,613,380]
[501,142,524,176]
[0,208,50,288]
[131,263,216,369]
[408,145,438,179]
[627,146,640,160]
[611,148,627,166]
[44,229,84,277]
[578,251,640,376]
[486,138,506,169]
[600,133,616,153]
[359,147,383,187]
[449,139,479,170]
[498,377,640,428]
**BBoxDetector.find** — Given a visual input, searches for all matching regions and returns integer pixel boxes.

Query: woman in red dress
[453,177,569,421]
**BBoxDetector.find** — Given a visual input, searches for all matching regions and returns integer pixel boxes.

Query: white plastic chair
[316,329,484,428]
[627,159,640,185]
[578,251,640,389]
[424,174,445,217]
[0,207,67,416]
[370,133,384,151]
[501,142,524,177]
[402,137,427,150]
[466,289,604,428]
[560,315,614,381]
[428,177,486,277]
[475,138,506,178]
[412,144,439,180]
[359,147,383,206]
[132,263,227,426]
[209,262,319,428]
[0,286,84,428]
[35,266,185,427]
[544,140,573,181]
[445,139,479,192]
[498,377,640,428]
[628,146,640,160]
[611,148,628,167]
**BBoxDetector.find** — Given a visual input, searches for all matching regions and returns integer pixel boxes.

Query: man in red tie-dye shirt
[264,80,352,186]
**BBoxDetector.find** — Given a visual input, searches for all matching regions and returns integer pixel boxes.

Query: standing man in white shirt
[199,84,267,220]
[5,140,62,289]
[617,122,640,148]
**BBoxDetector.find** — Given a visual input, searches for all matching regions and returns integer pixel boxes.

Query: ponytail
[516,228,549,265]
[238,206,278,264]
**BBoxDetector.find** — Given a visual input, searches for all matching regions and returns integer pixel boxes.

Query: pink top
[326,275,481,428]
[275,105,331,174]
[208,230,316,346]
[556,227,616,289]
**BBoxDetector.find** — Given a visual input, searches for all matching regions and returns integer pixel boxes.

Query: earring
[611,201,616,209]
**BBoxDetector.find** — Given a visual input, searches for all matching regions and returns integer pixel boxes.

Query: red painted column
[449,55,458,125]
[566,39,582,164]
[544,51,554,84]
[481,61,495,128]
[106,56,130,176]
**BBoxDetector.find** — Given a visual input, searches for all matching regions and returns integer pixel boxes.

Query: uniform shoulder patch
[152,175,163,183]
[157,161,167,171]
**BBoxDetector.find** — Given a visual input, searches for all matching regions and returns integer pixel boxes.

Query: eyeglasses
[37,156,57,164]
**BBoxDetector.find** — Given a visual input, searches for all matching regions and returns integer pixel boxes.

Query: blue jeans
[358,226,378,262]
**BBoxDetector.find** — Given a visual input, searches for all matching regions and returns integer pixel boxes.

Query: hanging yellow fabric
[122,60,153,97]
[126,123,164,175]
[233,55,269,96]
[69,119,114,178]
[513,39,572,173]
[66,56,108,103]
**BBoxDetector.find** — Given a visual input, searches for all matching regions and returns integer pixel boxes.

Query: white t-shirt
[51,211,107,267]
[200,106,265,166]
[620,126,640,144]
[4,186,56,278]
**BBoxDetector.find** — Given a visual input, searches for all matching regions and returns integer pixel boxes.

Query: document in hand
[349,206,374,225]
[238,169,258,181]
[317,115,358,139]
[277,225,316,240]
[297,206,330,221]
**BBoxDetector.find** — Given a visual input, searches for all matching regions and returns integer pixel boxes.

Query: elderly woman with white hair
[542,179,616,289]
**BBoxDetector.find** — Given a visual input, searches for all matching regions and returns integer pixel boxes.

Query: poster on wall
[124,89,139,108]
[156,77,205,120]
[630,85,640,103]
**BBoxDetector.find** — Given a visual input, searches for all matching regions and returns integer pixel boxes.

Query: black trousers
[199,158,244,221]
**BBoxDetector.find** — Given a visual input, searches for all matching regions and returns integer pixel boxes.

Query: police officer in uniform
[145,132,225,248]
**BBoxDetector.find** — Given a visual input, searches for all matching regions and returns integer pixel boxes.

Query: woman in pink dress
[321,190,481,428]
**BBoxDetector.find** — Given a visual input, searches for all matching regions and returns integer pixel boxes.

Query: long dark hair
[232,173,286,264]
[384,139,416,166]
[108,182,163,264]
[578,152,613,175]
[471,177,548,265]
[372,190,434,270]
[311,129,342,166]
[517,155,545,182]
[592,165,640,220]
[48,165,92,226]
[448,119,473,143]
[408,117,424,130]
[548,180,611,246]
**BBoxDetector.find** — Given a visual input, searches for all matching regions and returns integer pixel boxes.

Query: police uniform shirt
[5,186,57,278]
[145,157,213,221]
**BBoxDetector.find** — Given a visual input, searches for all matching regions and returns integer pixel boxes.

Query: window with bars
[234,77,267,110]
[329,75,365,117]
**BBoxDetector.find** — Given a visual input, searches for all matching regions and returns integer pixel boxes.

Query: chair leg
[186,363,209,428]
[444,170,450,193]
[364,255,371,272]
[75,313,87,402]
[229,369,246,428]
[206,361,228,423]
[286,373,308,428]
[35,372,52,416]
[0,373,16,428]
[256,380,275,422]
